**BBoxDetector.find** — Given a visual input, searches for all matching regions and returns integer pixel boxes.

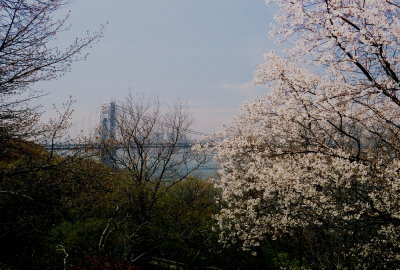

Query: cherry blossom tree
[216,1,400,268]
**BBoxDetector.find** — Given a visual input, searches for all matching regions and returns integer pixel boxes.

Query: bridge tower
[100,101,117,167]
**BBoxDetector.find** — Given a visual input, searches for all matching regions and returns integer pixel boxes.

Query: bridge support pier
[100,101,117,167]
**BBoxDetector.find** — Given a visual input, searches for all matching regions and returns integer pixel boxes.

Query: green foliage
[0,142,113,269]
[149,178,220,266]
[0,141,301,269]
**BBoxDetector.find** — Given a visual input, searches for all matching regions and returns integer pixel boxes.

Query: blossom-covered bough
[216,1,400,268]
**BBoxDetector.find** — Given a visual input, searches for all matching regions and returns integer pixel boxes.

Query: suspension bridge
[45,101,211,166]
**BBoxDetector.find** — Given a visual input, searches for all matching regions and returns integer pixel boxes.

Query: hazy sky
[37,0,278,135]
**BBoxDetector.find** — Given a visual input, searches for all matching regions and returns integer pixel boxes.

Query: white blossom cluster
[216,1,400,268]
